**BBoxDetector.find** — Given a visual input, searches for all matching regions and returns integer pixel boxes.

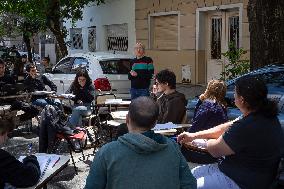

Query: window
[70,28,83,49]
[71,57,89,73]
[229,16,239,49]
[150,14,178,50]
[88,26,96,52]
[53,57,73,74]
[99,59,131,74]
[105,24,128,51]
[211,17,222,59]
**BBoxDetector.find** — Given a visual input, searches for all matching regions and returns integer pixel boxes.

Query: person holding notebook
[0,116,41,188]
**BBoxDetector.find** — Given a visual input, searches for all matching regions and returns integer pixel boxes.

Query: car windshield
[99,59,131,74]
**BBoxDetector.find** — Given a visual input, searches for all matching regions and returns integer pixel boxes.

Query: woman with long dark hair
[178,76,284,189]
[67,69,95,128]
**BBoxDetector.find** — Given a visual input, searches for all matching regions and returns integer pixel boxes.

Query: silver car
[44,52,133,99]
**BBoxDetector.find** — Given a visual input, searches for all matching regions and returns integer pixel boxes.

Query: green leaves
[220,42,250,81]
[0,0,105,57]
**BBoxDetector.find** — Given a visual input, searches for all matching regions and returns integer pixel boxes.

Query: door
[206,10,240,82]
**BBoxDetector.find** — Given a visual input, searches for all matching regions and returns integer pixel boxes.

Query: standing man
[128,43,154,100]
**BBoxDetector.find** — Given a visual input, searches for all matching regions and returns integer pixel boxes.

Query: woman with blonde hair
[189,79,228,133]
[182,80,228,164]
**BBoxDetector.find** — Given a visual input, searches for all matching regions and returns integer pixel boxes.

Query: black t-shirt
[219,112,284,189]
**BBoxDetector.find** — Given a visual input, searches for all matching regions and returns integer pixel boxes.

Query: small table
[21,154,70,189]
[95,99,131,113]
[153,123,191,135]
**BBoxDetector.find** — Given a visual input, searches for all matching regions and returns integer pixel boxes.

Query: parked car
[187,64,284,125]
[44,52,133,99]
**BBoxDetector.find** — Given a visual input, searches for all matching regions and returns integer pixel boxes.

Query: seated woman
[189,79,228,132]
[178,76,284,189]
[0,116,40,188]
[66,69,95,129]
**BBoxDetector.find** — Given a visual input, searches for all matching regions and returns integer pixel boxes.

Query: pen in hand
[52,157,60,168]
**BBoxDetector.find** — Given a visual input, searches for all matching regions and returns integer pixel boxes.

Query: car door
[99,59,131,96]
[262,71,284,103]
[44,57,73,94]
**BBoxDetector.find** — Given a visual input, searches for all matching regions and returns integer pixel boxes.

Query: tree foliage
[0,0,105,57]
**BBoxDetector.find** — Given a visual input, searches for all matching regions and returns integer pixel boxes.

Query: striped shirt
[128,56,154,89]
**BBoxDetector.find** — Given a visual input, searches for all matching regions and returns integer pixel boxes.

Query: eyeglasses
[134,47,144,50]
[30,69,37,73]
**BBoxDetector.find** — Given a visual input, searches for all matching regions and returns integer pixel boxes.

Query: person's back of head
[200,79,227,107]
[128,96,159,130]
[236,75,278,117]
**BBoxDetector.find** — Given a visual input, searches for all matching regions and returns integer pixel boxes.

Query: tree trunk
[248,0,284,70]
[47,21,68,58]
[23,32,33,63]
[46,0,68,58]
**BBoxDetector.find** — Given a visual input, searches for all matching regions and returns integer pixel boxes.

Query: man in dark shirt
[24,64,57,108]
[0,117,40,188]
[0,60,39,120]
[128,43,154,100]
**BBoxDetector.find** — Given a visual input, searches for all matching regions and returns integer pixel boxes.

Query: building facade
[135,0,250,84]
[64,0,136,54]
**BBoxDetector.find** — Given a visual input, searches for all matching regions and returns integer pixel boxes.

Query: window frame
[71,57,90,74]
[53,57,73,74]
[148,11,180,51]
[99,59,131,74]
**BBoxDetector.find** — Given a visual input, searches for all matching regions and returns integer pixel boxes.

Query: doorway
[206,9,239,81]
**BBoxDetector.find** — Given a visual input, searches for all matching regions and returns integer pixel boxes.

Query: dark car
[187,64,284,125]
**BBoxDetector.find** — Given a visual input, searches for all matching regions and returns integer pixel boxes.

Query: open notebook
[18,154,61,179]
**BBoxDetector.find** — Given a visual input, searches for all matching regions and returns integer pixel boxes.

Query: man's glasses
[134,47,143,50]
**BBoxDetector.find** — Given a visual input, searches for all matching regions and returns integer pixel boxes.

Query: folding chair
[50,129,87,174]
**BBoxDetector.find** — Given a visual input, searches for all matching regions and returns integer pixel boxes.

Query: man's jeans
[68,103,92,128]
[32,98,61,109]
[130,88,149,100]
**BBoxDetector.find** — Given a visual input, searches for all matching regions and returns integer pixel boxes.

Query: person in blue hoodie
[85,96,196,189]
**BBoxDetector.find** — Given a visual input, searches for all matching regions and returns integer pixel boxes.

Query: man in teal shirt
[85,97,196,189]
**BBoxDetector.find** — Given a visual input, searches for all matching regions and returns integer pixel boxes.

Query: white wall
[64,0,135,54]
